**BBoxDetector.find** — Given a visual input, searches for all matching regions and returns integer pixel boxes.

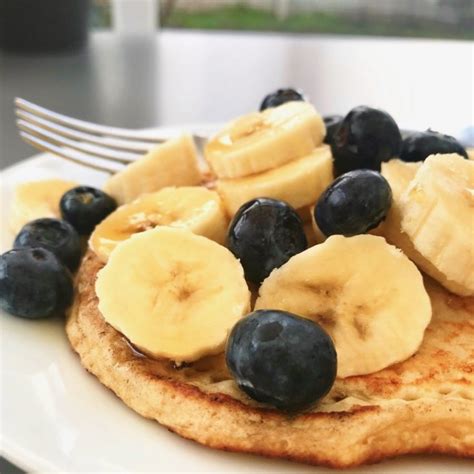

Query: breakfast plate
[0,124,473,473]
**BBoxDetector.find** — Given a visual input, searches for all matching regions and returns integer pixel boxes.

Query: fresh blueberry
[315,169,392,237]
[331,106,402,175]
[323,114,343,145]
[227,198,307,285]
[400,129,418,140]
[260,88,305,111]
[14,218,81,271]
[0,248,73,319]
[226,310,337,412]
[400,129,468,162]
[60,186,116,235]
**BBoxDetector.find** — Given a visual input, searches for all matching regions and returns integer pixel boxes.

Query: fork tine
[19,131,122,174]
[15,97,170,142]
[17,119,142,164]
[16,110,155,153]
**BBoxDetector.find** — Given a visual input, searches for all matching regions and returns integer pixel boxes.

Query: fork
[15,98,208,174]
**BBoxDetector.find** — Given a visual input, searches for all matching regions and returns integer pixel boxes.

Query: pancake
[66,251,474,468]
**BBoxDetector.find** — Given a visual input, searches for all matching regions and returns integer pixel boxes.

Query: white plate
[1,135,473,473]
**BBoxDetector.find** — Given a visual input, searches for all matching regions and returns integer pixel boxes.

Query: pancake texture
[66,251,474,468]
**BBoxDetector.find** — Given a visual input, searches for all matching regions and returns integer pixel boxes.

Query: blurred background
[0,1,472,471]
[1,0,473,170]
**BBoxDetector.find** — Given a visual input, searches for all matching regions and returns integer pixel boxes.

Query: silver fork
[15,98,208,174]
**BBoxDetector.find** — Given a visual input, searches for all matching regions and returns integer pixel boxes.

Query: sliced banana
[216,145,333,216]
[103,135,202,205]
[400,153,474,296]
[9,179,78,234]
[90,186,228,262]
[255,235,432,378]
[205,101,326,179]
[96,227,250,362]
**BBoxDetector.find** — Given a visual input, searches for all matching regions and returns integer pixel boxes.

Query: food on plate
[60,186,117,235]
[227,197,307,284]
[95,227,250,362]
[259,87,305,111]
[399,154,474,296]
[9,178,78,234]
[0,247,73,319]
[314,169,392,237]
[226,309,337,411]
[13,218,81,271]
[331,106,402,175]
[103,134,202,204]
[3,96,474,468]
[89,186,228,262]
[205,101,325,178]
[68,253,473,468]
[400,129,468,162]
[216,145,333,216]
[255,235,432,377]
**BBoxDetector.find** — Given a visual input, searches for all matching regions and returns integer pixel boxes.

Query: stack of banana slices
[206,101,332,242]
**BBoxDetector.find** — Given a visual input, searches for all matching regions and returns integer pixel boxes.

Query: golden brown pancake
[66,251,474,468]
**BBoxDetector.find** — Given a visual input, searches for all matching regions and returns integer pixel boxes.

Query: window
[91,0,473,40]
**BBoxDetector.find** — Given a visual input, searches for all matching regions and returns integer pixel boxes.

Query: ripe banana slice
[205,101,326,179]
[90,186,228,263]
[255,235,432,378]
[216,145,333,216]
[381,158,472,296]
[96,227,250,363]
[400,153,474,296]
[103,135,202,205]
[9,179,78,234]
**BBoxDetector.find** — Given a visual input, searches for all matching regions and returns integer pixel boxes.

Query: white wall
[156,31,473,135]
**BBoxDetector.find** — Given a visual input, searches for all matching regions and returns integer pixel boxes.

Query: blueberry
[226,310,337,412]
[323,115,343,145]
[14,218,81,271]
[315,169,392,237]
[60,186,116,235]
[0,248,73,319]
[331,106,402,175]
[227,198,307,284]
[260,88,305,111]
[400,129,468,162]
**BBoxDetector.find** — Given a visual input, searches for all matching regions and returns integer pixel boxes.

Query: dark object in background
[260,88,305,111]
[0,0,90,53]
[400,129,468,162]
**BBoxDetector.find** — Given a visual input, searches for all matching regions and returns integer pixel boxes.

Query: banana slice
[205,101,326,179]
[90,186,228,262]
[400,153,474,296]
[9,179,78,234]
[216,145,333,216]
[96,227,250,362]
[103,135,202,205]
[381,158,472,296]
[255,235,432,378]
